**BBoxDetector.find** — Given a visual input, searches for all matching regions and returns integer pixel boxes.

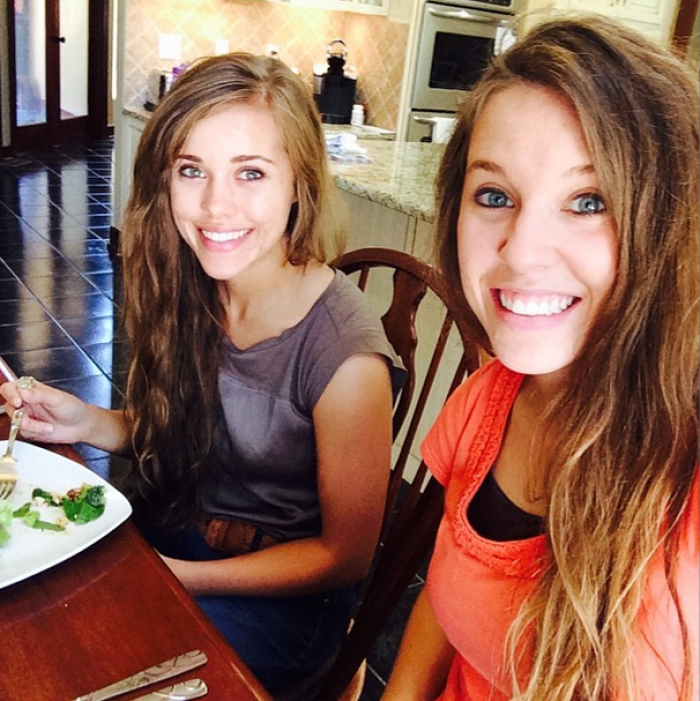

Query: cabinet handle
[428,6,507,25]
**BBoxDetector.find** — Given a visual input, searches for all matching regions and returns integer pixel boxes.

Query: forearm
[382,588,454,701]
[78,406,132,455]
[163,535,370,597]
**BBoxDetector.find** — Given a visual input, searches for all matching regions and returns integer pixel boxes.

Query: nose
[201,176,235,217]
[498,204,557,272]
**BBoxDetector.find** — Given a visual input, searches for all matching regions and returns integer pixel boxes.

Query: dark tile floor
[0,139,128,480]
[0,139,422,699]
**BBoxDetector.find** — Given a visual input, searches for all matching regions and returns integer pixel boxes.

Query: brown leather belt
[196,516,280,556]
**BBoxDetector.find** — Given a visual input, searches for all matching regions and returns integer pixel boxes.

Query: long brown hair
[120,53,342,529]
[436,16,699,700]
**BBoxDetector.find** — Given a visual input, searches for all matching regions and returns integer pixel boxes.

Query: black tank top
[467,470,544,542]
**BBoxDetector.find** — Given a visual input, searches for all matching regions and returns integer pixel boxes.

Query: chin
[496,352,573,379]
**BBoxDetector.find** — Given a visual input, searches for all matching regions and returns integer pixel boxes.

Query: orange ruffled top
[422,360,699,700]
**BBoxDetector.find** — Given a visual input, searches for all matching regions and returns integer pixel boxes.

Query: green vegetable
[31,488,61,506]
[0,500,13,545]
[62,484,106,524]
[0,500,12,528]
[12,503,31,518]
[13,502,66,531]
[0,483,106,546]
[31,519,65,531]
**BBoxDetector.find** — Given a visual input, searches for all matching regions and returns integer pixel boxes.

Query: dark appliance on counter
[406,0,521,141]
[317,39,357,124]
[145,70,174,112]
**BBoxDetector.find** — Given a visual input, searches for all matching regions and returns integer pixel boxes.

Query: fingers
[1,377,45,408]
[0,379,56,438]
[0,380,24,409]
[9,378,55,408]
[15,412,55,440]
[2,378,86,444]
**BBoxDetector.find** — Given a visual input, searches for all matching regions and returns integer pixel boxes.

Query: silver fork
[0,408,24,500]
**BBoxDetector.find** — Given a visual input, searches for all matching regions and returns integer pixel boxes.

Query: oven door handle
[427,6,508,24]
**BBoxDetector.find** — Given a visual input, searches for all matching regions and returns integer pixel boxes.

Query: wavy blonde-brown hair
[435,16,699,700]
[120,53,343,528]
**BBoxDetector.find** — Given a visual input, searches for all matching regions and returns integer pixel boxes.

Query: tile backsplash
[123,0,410,130]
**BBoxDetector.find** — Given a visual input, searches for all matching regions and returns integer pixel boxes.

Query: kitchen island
[113,108,444,262]
[329,139,444,262]
[330,139,442,221]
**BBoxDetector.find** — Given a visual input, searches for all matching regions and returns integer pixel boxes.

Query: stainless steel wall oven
[407,0,520,141]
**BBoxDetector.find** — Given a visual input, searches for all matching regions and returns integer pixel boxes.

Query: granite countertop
[124,106,152,122]
[330,140,444,222]
[122,106,442,222]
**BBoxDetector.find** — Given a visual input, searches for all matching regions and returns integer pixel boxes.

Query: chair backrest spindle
[312,247,482,701]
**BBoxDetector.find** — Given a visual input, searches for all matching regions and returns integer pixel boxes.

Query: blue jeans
[142,525,356,691]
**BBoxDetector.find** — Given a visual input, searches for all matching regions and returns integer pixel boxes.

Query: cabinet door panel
[567,0,617,14]
[113,113,146,230]
[617,0,665,25]
[528,0,672,44]
[340,191,413,253]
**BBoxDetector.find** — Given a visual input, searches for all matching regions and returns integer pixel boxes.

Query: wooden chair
[313,247,482,700]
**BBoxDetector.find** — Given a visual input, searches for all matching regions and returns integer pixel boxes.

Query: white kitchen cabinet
[618,0,668,23]
[263,0,388,15]
[338,190,464,485]
[411,218,438,265]
[340,191,413,252]
[112,111,147,231]
[565,0,617,14]
[339,191,440,264]
[615,0,674,40]
[544,0,675,42]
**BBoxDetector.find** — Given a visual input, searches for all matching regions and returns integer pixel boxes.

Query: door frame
[3,0,110,155]
[673,0,699,54]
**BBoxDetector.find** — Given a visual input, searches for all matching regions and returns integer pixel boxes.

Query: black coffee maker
[317,39,357,124]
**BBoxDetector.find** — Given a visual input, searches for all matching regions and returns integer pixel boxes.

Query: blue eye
[474,188,514,209]
[571,193,606,214]
[178,164,205,179]
[240,169,263,181]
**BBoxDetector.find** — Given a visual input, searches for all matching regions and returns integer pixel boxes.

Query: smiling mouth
[498,291,576,316]
[200,229,252,242]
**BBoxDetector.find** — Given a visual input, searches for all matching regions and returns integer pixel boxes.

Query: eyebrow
[466,159,503,175]
[174,153,275,165]
[466,159,596,177]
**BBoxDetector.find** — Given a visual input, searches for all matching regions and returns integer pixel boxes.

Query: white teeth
[201,229,250,242]
[501,293,574,316]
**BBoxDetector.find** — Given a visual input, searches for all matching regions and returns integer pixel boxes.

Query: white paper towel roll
[431,117,456,144]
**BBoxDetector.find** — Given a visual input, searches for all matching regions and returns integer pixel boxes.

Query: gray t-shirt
[200,270,406,541]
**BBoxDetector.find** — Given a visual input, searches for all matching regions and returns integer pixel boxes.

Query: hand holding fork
[0,375,35,500]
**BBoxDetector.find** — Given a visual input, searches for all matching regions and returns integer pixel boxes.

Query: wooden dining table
[0,373,272,701]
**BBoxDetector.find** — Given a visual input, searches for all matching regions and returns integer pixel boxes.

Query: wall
[122,0,411,130]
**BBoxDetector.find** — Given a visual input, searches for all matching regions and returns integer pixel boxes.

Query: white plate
[0,440,132,589]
